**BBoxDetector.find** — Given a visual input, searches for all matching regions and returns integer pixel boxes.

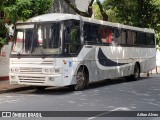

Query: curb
[0,76,9,80]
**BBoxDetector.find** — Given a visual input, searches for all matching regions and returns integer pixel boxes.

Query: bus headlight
[43,68,55,74]
[15,68,20,72]
[55,69,60,73]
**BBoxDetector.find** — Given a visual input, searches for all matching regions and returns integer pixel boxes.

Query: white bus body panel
[9,45,156,86]
[9,58,82,86]
[79,45,156,82]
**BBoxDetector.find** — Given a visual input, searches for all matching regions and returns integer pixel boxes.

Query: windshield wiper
[13,51,21,59]
[17,52,21,59]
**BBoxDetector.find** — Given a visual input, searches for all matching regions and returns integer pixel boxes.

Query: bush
[0,37,7,51]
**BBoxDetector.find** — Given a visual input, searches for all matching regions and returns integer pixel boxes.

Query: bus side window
[64,21,80,54]
[84,23,101,44]
[127,31,132,45]
[69,27,80,53]
[121,30,127,44]
[127,31,136,45]
[112,28,121,45]
[146,33,155,46]
[132,31,136,45]
[91,25,100,44]
[100,27,112,44]
[136,32,146,45]
[84,24,92,43]
[108,29,113,44]
[100,27,107,43]
[64,27,70,53]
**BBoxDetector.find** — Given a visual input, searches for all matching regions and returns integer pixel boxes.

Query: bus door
[64,21,81,55]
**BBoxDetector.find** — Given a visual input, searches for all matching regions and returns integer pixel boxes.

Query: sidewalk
[150,66,160,74]
[0,80,33,94]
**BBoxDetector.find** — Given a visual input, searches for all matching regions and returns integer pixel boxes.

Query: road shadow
[85,75,153,90]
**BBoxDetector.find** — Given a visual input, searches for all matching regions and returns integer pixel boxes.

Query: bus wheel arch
[126,62,141,81]
[74,65,89,91]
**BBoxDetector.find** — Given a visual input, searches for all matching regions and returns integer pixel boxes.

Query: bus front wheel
[74,67,87,91]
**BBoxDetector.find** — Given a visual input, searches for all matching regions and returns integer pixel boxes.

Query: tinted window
[91,25,100,43]
[136,32,146,45]
[84,24,91,42]
[113,28,122,44]
[121,30,127,44]
[127,31,136,45]
[84,23,100,44]
[64,21,80,54]
[100,26,113,44]
[146,33,155,45]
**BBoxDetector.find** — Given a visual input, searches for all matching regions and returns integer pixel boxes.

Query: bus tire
[74,67,87,91]
[126,63,140,81]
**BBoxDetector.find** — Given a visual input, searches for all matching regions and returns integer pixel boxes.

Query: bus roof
[18,13,154,33]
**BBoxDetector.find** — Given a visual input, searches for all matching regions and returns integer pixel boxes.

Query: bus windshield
[12,23,61,55]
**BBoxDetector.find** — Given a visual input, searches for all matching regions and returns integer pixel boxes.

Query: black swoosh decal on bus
[98,48,127,67]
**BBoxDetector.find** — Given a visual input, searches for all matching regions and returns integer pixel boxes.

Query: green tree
[92,2,116,22]
[0,0,53,49]
[103,0,160,45]
[92,3,103,20]
[4,0,54,22]
[64,0,108,21]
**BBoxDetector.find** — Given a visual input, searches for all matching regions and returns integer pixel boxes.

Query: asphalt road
[0,74,160,120]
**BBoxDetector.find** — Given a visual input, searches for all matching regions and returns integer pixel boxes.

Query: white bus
[9,13,156,90]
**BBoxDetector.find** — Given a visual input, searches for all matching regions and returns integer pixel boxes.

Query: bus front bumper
[9,73,63,87]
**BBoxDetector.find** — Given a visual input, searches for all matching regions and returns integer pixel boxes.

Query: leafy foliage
[64,0,108,21]
[102,0,160,45]
[93,3,103,20]
[4,0,54,22]
[0,0,53,48]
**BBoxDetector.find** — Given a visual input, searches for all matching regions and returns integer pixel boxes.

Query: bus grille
[20,68,42,74]
[19,76,45,84]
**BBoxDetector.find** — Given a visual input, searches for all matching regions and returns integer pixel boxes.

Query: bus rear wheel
[74,68,88,91]
[126,63,140,81]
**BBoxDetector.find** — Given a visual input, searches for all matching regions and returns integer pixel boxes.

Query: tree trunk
[64,0,90,17]
[96,0,108,21]
[64,0,108,21]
